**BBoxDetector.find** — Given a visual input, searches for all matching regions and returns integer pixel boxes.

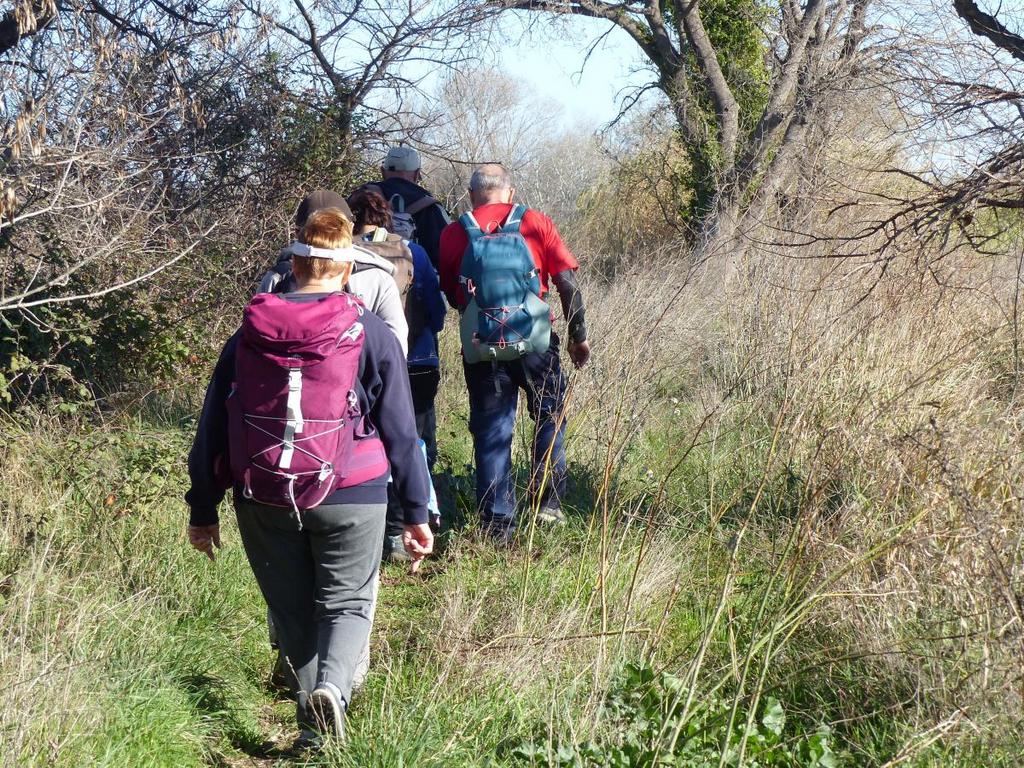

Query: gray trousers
[235,500,386,726]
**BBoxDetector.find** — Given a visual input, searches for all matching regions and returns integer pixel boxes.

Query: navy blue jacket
[185,298,431,526]
[376,177,450,269]
[406,241,446,367]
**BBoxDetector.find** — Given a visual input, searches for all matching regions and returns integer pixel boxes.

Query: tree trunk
[0,0,56,57]
[691,189,743,276]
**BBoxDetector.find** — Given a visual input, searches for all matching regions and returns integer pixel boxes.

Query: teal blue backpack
[458,205,552,364]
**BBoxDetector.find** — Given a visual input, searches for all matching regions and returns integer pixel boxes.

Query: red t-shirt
[438,204,579,307]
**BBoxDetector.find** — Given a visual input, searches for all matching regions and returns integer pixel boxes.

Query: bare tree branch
[729,0,826,192]
[672,0,739,169]
[953,0,1024,63]
[491,0,882,256]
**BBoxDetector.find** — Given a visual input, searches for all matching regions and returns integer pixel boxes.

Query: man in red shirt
[438,163,590,539]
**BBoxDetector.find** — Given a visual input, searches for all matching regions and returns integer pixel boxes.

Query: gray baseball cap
[383,145,421,172]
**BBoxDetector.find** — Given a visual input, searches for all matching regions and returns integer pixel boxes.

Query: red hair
[347,187,394,231]
[292,208,354,281]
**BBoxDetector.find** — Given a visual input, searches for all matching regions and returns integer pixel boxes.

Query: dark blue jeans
[463,332,568,523]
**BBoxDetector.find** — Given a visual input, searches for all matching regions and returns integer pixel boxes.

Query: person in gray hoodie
[260,190,409,354]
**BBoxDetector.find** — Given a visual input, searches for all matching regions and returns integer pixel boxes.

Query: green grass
[0,361,1020,767]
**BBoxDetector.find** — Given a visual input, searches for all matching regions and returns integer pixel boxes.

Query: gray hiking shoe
[382,533,412,563]
[535,505,567,525]
[308,685,346,742]
[294,727,324,753]
[482,518,515,547]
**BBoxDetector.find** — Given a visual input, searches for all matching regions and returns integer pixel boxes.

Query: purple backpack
[226,292,388,516]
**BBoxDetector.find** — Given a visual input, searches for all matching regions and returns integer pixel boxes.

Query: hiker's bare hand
[403,523,434,574]
[568,340,590,369]
[189,524,221,561]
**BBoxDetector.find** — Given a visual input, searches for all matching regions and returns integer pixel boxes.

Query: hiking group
[185,147,590,750]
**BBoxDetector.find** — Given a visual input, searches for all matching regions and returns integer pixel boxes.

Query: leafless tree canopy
[2,1,254,311]
[242,0,489,151]
[0,0,486,399]
[811,0,1024,265]
[492,0,876,256]
[0,0,487,315]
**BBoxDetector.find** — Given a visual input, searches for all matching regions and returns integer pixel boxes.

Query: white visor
[286,241,359,262]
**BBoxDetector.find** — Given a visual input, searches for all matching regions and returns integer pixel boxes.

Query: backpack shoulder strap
[406,195,438,216]
[258,269,281,294]
[501,205,528,233]
[459,211,484,241]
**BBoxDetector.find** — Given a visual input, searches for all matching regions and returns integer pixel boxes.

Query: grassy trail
[1,409,1017,766]
[0,412,693,766]
[2,266,1022,765]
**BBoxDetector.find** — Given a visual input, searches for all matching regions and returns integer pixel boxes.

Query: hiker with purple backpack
[185,207,433,749]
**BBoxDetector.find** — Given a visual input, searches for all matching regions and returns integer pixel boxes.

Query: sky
[492,14,655,131]
[471,0,1024,133]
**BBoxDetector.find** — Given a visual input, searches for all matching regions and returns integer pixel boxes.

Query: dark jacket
[376,177,450,269]
[185,299,431,526]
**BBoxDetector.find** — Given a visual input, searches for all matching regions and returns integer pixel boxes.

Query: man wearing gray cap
[365,146,450,269]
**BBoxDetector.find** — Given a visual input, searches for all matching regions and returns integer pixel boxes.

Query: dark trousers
[463,332,568,523]
[385,365,440,537]
[236,500,386,726]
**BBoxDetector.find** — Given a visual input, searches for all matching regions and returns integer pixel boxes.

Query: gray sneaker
[382,533,412,563]
[308,685,345,741]
[535,505,567,525]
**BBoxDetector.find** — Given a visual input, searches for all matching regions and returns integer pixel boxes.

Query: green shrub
[512,663,841,767]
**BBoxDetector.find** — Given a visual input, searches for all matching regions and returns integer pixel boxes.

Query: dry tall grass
[403,215,1022,762]
[593,236,1020,749]
[0,222,1020,764]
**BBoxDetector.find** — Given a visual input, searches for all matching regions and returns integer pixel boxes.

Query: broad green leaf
[761,697,785,736]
